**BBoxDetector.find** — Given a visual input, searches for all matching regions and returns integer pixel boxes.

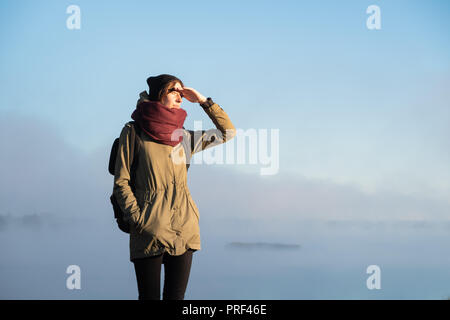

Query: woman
[113,74,236,300]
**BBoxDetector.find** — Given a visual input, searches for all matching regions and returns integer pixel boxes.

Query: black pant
[132,249,194,300]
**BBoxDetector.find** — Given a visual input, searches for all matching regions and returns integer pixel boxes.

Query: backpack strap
[129,121,142,192]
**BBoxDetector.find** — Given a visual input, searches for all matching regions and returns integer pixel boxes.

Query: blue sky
[1,0,450,300]
[1,0,449,200]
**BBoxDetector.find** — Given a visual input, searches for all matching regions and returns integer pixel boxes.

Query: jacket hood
[137,91,152,106]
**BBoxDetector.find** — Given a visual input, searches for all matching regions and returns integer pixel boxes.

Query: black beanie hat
[146,74,183,101]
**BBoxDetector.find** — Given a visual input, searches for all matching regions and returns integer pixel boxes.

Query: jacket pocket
[134,201,148,234]
[184,188,200,220]
[138,193,158,233]
[187,197,200,221]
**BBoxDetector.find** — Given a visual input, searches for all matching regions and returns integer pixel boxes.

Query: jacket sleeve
[112,124,140,224]
[188,102,236,155]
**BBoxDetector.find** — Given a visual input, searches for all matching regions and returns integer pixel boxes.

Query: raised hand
[176,87,207,104]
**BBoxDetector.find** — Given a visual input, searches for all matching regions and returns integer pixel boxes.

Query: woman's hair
[146,74,184,102]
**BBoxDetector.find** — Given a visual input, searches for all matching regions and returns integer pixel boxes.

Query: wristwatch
[200,97,214,109]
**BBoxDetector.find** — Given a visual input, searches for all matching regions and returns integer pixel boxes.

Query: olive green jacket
[113,93,236,261]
